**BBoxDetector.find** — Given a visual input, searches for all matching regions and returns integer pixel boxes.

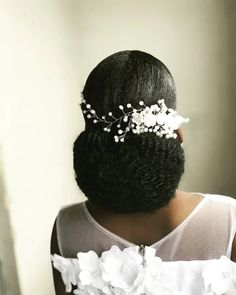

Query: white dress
[51,193,236,294]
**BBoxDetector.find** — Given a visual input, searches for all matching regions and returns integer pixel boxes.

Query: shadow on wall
[0,145,21,295]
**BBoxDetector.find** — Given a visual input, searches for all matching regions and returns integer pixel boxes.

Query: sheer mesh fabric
[56,193,236,261]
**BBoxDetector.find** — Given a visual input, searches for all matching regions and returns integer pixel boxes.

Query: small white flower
[131,111,144,126]
[143,111,157,127]
[81,96,189,142]
[155,112,166,125]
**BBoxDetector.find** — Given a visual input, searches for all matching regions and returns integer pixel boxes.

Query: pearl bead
[152,273,160,280]
[91,271,100,277]
[120,264,129,273]
[222,272,230,279]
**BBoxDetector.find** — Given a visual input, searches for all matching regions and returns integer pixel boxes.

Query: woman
[50,50,236,294]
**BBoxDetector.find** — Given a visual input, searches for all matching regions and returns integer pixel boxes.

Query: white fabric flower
[51,254,78,292]
[77,250,106,290]
[73,284,106,295]
[202,255,236,295]
[134,247,185,295]
[51,245,236,295]
[100,245,143,293]
[133,247,165,294]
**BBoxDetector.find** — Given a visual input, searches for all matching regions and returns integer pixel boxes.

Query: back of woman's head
[73,50,185,213]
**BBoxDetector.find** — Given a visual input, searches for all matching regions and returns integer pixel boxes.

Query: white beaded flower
[202,255,236,295]
[50,254,79,293]
[51,246,236,295]
[77,250,105,290]
[100,245,143,292]
[80,96,189,143]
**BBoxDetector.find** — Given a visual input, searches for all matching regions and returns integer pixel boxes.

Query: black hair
[73,50,185,213]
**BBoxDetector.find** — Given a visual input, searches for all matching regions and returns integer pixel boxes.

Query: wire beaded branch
[80,96,190,143]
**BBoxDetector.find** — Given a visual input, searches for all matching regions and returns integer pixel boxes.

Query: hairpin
[80,96,189,143]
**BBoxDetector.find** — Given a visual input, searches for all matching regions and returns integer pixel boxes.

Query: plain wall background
[0,0,235,294]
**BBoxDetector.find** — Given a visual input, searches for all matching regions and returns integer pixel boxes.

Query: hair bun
[73,127,184,213]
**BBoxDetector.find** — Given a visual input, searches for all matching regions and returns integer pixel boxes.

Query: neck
[85,190,181,219]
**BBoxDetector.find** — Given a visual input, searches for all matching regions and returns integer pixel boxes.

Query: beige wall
[0,0,235,294]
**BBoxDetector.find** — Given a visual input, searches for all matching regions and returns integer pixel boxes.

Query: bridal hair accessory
[51,244,236,295]
[80,96,190,143]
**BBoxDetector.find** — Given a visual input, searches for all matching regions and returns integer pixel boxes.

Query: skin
[85,189,205,246]
[85,190,236,261]
[50,128,236,294]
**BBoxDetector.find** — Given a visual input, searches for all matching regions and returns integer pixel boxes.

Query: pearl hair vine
[80,95,190,143]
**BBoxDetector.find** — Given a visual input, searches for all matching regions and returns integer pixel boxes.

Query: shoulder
[50,203,83,251]
[203,193,236,209]
[204,194,236,226]
[50,215,61,256]
[59,201,84,214]
[56,202,85,225]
